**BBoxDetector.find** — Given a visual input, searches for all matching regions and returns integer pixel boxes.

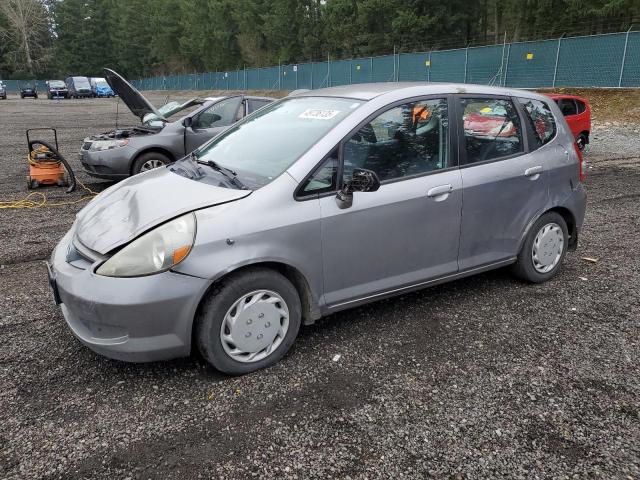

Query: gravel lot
[1,92,639,479]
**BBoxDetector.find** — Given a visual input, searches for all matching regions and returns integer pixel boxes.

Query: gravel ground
[1,93,639,479]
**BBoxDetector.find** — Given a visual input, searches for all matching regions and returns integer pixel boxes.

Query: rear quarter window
[518,98,557,149]
[576,100,587,114]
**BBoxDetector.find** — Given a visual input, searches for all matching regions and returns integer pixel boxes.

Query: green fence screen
[3,31,638,93]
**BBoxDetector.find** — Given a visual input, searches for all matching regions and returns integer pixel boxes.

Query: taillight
[574,142,586,182]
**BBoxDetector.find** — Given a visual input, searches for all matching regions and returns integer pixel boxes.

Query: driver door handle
[524,166,543,177]
[427,184,453,198]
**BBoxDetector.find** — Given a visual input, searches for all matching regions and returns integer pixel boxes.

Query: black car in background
[19,81,38,99]
[46,80,69,99]
[0,81,6,100]
[65,76,92,98]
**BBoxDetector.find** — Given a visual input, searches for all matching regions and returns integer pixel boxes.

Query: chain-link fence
[2,31,637,93]
[129,31,638,92]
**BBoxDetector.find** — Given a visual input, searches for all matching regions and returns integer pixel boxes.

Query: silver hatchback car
[48,83,587,374]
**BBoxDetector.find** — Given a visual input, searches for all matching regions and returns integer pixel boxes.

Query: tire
[132,151,171,175]
[512,211,569,283]
[196,268,302,375]
[576,133,588,150]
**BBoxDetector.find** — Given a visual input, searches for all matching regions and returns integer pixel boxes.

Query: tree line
[0,0,637,80]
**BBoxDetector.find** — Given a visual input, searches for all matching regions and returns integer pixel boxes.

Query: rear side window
[556,98,577,116]
[576,100,586,114]
[248,99,271,113]
[461,98,523,164]
[518,98,557,149]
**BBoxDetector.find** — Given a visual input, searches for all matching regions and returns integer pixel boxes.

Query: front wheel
[196,268,302,375]
[512,212,568,283]
[131,151,171,175]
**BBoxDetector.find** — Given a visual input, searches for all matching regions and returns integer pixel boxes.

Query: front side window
[196,97,363,189]
[342,98,448,183]
[461,98,523,164]
[518,98,556,149]
[194,97,243,129]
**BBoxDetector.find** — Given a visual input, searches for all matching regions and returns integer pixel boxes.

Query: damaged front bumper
[49,228,210,362]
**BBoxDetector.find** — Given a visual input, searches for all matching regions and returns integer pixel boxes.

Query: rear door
[457,95,549,270]
[184,96,243,153]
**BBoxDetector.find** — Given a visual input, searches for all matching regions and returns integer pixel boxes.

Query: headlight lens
[89,139,129,151]
[96,213,196,277]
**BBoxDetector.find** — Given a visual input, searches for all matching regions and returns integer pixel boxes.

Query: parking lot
[1,92,639,479]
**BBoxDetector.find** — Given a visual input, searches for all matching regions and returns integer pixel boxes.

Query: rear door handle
[524,166,543,178]
[427,184,453,199]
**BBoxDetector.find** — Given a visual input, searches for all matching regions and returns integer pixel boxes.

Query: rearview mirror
[335,168,380,209]
[183,117,193,128]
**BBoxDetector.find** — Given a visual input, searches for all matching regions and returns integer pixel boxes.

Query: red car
[463,105,517,138]
[548,94,591,150]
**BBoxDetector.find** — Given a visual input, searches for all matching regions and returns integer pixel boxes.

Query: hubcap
[140,159,165,171]
[220,290,289,363]
[532,222,564,273]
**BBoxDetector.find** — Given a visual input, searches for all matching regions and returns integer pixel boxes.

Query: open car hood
[103,68,165,121]
[74,167,251,254]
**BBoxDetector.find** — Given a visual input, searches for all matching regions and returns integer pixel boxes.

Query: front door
[313,97,463,308]
[184,96,243,153]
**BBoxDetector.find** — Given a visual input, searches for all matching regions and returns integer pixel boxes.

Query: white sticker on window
[299,108,340,120]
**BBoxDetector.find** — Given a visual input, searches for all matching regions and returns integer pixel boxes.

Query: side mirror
[183,117,193,128]
[335,168,380,209]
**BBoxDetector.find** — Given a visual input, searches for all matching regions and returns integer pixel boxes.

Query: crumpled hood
[75,167,251,254]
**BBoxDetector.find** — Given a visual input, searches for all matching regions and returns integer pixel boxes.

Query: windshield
[49,80,65,88]
[195,97,363,189]
[73,77,90,88]
[142,98,205,125]
[94,78,109,87]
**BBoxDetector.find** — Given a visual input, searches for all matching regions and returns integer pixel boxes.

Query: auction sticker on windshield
[299,109,341,120]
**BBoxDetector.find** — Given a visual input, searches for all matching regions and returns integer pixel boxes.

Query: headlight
[96,213,196,277]
[89,139,129,151]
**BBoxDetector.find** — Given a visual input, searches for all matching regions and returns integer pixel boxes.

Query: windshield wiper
[195,155,246,190]
[169,151,204,179]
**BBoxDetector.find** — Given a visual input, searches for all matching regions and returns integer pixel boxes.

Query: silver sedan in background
[49,82,586,374]
[80,68,274,179]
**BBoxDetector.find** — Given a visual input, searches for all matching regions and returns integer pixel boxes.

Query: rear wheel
[132,151,171,175]
[196,268,302,375]
[576,133,588,150]
[512,212,568,283]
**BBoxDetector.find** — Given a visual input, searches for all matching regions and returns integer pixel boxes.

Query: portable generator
[26,128,76,193]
